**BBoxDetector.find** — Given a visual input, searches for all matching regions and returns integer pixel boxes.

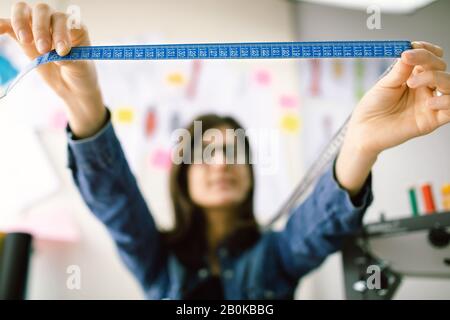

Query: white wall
[0,0,302,299]
[294,0,450,299]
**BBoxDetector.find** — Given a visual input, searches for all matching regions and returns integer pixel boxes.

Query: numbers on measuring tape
[42,40,411,63]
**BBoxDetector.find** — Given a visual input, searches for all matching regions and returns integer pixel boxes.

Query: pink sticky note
[50,110,68,130]
[310,60,321,97]
[279,95,299,108]
[186,60,202,100]
[1,211,79,243]
[150,149,172,171]
[254,69,272,86]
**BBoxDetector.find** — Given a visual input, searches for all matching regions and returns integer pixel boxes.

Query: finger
[412,65,425,77]
[427,95,450,110]
[378,58,414,88]
[411,41,444,58]
[1,17,42,61]
[0,18,14,36]
[69,22,91,46]
[402,48,447,71]
[437,109,450,127]
[32,3,53,54]
[51,12,71,56]
[10,2,32,44]
[55,24,91,67]
[407,71,450,94]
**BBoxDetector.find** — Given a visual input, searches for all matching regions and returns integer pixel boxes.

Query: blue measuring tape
[39,40,411,64]
[1,40,412,100]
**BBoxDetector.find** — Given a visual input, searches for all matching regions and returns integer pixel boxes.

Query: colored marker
[442,184,450,211]
[421,184,436,214]
[408,188,419,216]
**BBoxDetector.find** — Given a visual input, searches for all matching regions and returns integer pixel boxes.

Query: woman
[1,3,449,299]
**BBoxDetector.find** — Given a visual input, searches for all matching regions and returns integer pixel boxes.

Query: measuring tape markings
[38,40,412,64]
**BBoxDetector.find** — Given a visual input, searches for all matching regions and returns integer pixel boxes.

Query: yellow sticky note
[113,107,135,124]
[167,72,185,86]
[332,59,344,79]
[280,114,302,134]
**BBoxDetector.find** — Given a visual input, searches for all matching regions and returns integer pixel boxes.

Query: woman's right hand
[0,2,106,138]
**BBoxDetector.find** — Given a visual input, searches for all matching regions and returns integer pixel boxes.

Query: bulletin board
[0,37,304,224]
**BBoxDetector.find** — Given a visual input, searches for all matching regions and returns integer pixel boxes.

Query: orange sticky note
[442,184,450,211]
[145,109,157,138]
[332,59,344,79]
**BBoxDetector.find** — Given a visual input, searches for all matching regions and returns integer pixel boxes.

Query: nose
[210,150,227,168]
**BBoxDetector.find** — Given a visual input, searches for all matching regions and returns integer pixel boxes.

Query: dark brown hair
[162,114,260,270]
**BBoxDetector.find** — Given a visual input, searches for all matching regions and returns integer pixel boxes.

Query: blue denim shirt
[66,113,373,300]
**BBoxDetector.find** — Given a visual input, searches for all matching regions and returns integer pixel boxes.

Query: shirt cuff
[316,157,374,229]
[331,156,373,209]
[66,108,122,173]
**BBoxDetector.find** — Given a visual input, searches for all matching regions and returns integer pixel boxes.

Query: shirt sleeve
[66,108,167,290]
[275,157,374,279]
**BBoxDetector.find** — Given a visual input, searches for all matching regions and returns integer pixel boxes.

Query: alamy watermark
[353,265,383,293]
[170,121,282,175]
[66,5,82,30]
[367,5,382,30]
[66,265,81,290]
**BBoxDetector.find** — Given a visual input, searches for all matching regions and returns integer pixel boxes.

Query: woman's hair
[162,114,260,270]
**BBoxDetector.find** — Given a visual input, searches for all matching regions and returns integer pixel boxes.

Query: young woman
[1,3,449,299]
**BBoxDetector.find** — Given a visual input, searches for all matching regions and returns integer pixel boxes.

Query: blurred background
[0,0,449,299]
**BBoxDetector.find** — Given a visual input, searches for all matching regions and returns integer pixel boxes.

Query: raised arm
[67,109,167,289]
[275,159,373,279]
[336,41,449,197]
[1,2,167,289]
[277,40,449,279]
[0,1,106,138]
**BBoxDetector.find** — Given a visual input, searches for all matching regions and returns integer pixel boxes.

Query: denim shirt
[66,112,373,300]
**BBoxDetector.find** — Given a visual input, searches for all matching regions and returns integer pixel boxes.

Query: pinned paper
[280,114,302,134]
[332,59,344,80]
[167,72,186,86]
[0,54,18,85]
[354,60,365,100]
[113,107,135,124]
[50,109,68,130]
[186,60,202,100]
[145,108,157,138]
[150,149,172,171]
[254,69,272,86]
[279,95,299,108]
[322,115,333,140]
[0,124,60,216]
[310,60,321,97]
[1,210,79,243]
[169,112,181,133]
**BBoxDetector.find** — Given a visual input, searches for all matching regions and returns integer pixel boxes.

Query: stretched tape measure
[1,40,412,100]
[39,40,411,63]
[0,40,410,227]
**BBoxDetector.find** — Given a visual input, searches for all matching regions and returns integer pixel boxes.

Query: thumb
[377,56,414,89]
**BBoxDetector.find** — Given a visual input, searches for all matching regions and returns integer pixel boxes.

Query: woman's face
[187,126,252,210]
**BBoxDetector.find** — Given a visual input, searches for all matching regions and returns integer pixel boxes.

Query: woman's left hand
[347,41,450,156]
[336,41,449,197]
